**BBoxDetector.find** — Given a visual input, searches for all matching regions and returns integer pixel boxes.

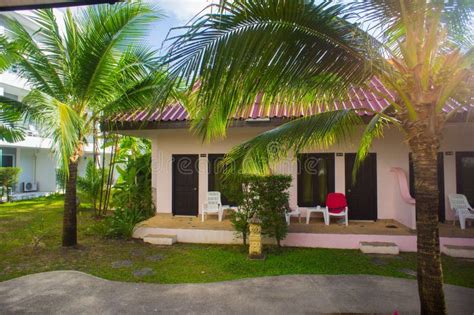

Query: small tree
[225,175,257,245]
[252,175,291,247]
[0,167,21,201]
[226,174,292,246]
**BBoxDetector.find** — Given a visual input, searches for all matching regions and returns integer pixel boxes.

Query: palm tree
[4,2,168,247]
[165,1,473,313]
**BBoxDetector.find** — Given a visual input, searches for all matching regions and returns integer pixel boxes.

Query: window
[208,154,233,205]
[297,153,335,207]
[1,155,15,167]
[456,152,474,205]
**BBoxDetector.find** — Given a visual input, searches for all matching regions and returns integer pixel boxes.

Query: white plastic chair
[202,191,223,222]
[325,193,349,226]
[285,206,302,225]
[448,194,474,230]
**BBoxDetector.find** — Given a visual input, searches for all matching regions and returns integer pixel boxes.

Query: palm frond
[74,1,161,105]
[221,110,363,175]
[352,110,395,182]
[0,35,17,72]
[0,96,27,143]
[5,15,66,98]
[22,90,82,173]
[98,46,172,117]
[349,0,473,51]
[165,0,377,140]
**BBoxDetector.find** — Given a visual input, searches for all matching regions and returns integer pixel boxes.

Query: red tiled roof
[113,77,471,123]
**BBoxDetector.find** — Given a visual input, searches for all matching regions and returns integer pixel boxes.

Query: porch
[133,213,474,252]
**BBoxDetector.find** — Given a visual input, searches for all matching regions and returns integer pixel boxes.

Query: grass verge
[0,195,473,286]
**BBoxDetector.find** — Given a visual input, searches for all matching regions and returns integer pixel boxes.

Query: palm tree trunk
[409,120,446,314]
[62,159,78,247]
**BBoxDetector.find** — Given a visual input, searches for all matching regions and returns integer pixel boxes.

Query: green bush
[220,173,246,205]
[227,175,258,245]
[253,175,291,247]
[105,152,155,239]
[77,160,106,216]
[0,167,21,202]
[226,174,291,246]
[113,153,154,216]
[105,207,149,239]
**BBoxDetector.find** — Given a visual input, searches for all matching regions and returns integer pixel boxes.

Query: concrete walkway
[0,271,473,314]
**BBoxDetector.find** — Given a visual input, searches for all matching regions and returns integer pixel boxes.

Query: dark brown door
[456,152,474,205]
[409,152,445,222]
[345,153,377,220]
[172,155,199,216]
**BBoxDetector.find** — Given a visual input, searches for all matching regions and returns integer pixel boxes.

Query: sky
[144,0,213,52]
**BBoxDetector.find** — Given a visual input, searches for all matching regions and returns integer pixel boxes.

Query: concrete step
[442,245,474,259]
[143,234,177,246]
[359,241,399,255]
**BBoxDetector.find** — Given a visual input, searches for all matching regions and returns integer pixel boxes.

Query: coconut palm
[165,1,473,313]
[4,2,169,247]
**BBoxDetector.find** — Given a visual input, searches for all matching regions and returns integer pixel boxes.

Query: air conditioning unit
[23,182,39,192]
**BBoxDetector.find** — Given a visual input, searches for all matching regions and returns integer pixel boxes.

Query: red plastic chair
[325,193,349,226]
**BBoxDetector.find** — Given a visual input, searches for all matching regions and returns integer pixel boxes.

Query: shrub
[220,173,246,205]
[77,160,106,216]
[105,152,154,239]
[253,175,291,247]
[0,167,21,201]
[113,153,154,216]
[105,207,150,239]
[226,175,258,245]
[226,174,291,246]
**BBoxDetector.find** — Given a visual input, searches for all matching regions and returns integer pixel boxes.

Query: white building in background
[0,12,103,196]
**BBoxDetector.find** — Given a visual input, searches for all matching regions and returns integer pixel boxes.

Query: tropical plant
[0,167,21,201]
[165,1,473,313]
[77,160,105,216]
[227,175,257,245]
[104,207,149,239]
[3,2,169,247]
[253,175,291,247]
[107,152,154,239]
[226,174,291,246]
[0,36,25,143]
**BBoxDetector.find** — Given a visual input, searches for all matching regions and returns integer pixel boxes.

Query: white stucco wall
[124,122,474,228]
[16,148,57,192]
[35,149,58,192]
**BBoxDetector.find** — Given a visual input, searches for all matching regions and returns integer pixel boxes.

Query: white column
[334,153,345,194]
[15,147,21,192]
[443,152,456,221]
[198,154,208,214]
[150,137,159,212]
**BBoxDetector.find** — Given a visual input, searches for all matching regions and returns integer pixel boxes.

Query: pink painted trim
[391,167,416,205]
[281,233,474,252]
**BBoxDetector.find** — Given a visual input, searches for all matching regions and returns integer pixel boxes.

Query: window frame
[297,153,335,207]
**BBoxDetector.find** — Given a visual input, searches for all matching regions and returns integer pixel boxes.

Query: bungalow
[109,80,474,251]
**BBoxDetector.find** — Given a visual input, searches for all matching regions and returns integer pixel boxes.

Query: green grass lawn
[1,195,473,287]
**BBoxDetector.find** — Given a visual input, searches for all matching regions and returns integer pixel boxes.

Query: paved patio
[139,213,474,238]
[0,271,473,314]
